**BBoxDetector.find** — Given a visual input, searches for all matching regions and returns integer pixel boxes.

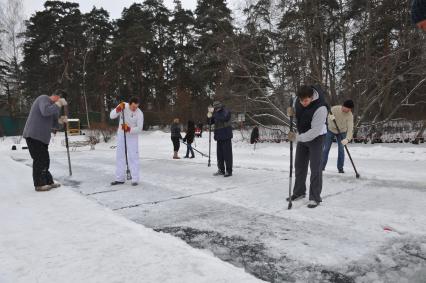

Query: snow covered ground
[1,130,426,282]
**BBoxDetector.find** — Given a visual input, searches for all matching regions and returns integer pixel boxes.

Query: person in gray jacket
[23,93,68,191]
[287,85,328,208]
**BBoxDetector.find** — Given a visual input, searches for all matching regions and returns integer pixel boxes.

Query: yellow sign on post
[67,119,80,136]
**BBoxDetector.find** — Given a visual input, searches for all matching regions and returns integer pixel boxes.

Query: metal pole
[64,105,72,176]
[208,119,212,167]
[288,96,294,209]
[121,107,132,180]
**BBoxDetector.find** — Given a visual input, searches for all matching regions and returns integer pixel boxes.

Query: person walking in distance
[171,118,183,159]
[207,101,233,177]
[287,85,328,208]
[110,97,144,186]
[322,100,354,173]
[183,120,196,158]
[23,92,68,191]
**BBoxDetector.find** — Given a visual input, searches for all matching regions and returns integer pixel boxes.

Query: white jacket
[110,103,144,135]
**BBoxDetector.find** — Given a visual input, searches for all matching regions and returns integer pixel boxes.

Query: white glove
[55,98,68,108]
[208,106,214,113]
[328,114,335,121]
[207,112,213,118]
[287,107,294,117]
[341,138,349,146]
[58,116,68,125]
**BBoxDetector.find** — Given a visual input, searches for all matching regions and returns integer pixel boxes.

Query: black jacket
[210,107,233,141]
[295,85,328,134]
[250,126,260,144]
[183,121,195,144]
[171,123,182,139]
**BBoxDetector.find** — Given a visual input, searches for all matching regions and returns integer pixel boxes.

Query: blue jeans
[322,130,346,171]
[185,143,194,158]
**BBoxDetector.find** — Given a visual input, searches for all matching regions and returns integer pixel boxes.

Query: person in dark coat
[171,118,182,159]
[287,85,328,208]
[250,126,260,144]
[412,0,426,31]
[183,120,195,158]
[207,101,233,177]
[22,93,68,191]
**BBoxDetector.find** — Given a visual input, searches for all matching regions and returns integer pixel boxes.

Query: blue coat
[210,107,233,141]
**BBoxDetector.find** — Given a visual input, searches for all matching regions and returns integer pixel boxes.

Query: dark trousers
[185,143,195,158]
[171,137,180,152]
[217,139,233,174]
[293,135,325,202]
[26,138,54,187]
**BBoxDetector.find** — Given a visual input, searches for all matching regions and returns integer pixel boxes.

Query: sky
[22,0,198,19]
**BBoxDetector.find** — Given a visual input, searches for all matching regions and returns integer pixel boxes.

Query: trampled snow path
[0,149,264,283]
[5,131,426,282]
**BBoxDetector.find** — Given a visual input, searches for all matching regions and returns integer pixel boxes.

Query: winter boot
[338,169,345,174]
[224,172,232,177]
[173,151,181,159]
[111,181,125,186]
[286,193,306,202]
[213,170,225,176]
[307,200,320,208]
[50,182,61,189]
[35,184,53,192]
[131,182,138,186]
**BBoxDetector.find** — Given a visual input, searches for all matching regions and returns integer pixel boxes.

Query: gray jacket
[23,95,60,145]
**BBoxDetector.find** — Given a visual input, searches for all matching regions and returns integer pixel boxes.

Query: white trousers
[115,133,140,183]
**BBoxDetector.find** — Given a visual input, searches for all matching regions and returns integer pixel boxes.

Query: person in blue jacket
[207,101,233,177]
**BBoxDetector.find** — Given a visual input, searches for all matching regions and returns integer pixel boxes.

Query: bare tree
[0,0,25,115]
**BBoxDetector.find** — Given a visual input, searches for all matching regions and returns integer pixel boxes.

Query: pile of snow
[0,151,262,283]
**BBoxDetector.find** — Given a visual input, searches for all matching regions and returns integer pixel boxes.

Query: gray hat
[213,101,223,109]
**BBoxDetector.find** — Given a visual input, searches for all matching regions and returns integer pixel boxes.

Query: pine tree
[82,7,113,124]
[193,0,234,99]
[171,0,196,122]
[22,1,85,114]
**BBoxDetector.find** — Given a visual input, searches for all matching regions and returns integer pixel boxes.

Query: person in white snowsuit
[110,97,144,186]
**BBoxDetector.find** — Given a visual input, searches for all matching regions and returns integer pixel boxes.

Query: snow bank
[0,154,263,283]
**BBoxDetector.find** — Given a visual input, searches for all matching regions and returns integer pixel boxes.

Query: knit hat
[343,99,354,109]
[212,101,223,110]
[412,0,426,24]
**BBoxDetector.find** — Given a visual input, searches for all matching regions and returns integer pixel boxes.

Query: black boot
[307,200,320,208]
[111,181,125,186]
[213,170,225,176]
[224,172,232,177]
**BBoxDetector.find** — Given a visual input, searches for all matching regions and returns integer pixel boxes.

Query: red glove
[121,123,131,133]
[116,102,126,113]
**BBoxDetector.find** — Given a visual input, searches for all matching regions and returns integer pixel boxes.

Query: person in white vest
[110,97,144,186]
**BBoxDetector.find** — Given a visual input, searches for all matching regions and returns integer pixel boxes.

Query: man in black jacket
[412,0,426,31]
[287,85,328,208]
[207,101,233,177]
